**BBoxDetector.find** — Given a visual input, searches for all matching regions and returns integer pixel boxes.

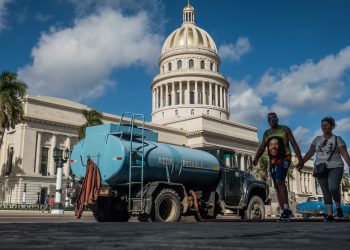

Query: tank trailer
[70,120,269,222]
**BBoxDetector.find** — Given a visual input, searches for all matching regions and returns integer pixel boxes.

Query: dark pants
[317,167,343,205]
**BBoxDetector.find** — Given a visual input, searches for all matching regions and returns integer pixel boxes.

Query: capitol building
[0,3,327,211]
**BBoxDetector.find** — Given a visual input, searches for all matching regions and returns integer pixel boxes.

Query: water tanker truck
[70,117,269,222]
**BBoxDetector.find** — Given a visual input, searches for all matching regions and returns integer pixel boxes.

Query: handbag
[313,136,338,177]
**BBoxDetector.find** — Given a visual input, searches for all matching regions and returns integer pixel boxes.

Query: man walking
[252,112,303,220]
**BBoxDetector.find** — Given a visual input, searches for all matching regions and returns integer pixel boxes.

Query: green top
[263,125,291,160]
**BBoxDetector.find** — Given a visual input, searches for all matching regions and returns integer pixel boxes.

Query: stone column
[49,134,56,176]
[187,81,190,104]
[161,85,165,108]
[34,132,42,174]
[172,82,175,106]
[209,83,213,105]
[241,155,246,171]
[152,88,155,111]
[194,81,198,104]
[202,82,205,105]
[180,82,183,105]
[224,89,227,110]
[221,86,224,108]
[157,86,160,108]
[165,83,169,106]
[219,86,224,108]
[215,84,218,107]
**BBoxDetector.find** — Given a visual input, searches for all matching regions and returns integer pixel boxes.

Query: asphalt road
[0,211,349,249]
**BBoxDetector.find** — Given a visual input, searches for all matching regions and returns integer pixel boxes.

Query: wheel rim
[158,196,177,222]
[250,202,263,219]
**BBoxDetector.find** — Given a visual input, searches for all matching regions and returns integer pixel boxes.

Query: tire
[90,197,130,222]
[244,196,265,220]
[302,213,310,219]
[153,188,181,222]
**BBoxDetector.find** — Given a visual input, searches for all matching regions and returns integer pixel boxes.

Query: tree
[254,153,270,183]
[78,109,103,139]
[341,171,350,194]
[0,70,28,144]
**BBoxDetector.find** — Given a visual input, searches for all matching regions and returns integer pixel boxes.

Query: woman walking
[299,117,350,221]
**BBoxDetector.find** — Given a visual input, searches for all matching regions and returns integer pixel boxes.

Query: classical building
[1,2,338,209]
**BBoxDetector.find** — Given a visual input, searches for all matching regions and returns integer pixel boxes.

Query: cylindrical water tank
[70,133,221,190]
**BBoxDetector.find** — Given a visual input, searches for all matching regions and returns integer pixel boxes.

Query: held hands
[297,160,304,171]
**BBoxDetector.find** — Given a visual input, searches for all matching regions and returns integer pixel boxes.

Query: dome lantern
[183,1,195,24]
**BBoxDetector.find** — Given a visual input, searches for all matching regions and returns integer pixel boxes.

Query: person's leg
[317,174,332,216]
[275,160,290,212]
[271,165,283,213]
[328,167,344,217]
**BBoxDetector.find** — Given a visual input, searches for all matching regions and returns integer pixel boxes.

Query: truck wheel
[153,188,181,222]
[245,196,265,220]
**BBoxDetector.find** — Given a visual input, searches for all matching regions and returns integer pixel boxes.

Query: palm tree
[0,70,28,144]
[78,109,103,139]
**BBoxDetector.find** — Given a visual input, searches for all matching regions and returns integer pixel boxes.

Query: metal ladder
[117,112,145,213]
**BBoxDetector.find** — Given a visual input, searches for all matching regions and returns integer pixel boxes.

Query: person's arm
[302,144,316,164]
[252,133,268,166]
[339,145,350,167]
[285,126,303,162]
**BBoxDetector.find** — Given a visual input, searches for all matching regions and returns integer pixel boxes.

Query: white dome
[161,24,217,54]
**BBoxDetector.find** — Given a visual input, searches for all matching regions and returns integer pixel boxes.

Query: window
[190,91,195,104]
[168,94,172,106]
[210,62,213,71]
[40,148,49,176]
[189,59,194,69]
[176,92,180,105]
[55,149,63,175]
[175,110,178,116]
[191,109,194,115]
[177,60,182,69]
[200,60,205,69]
[168,62,172,71]
[5,147,14,175]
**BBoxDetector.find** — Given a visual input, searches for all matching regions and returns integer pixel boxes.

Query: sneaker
[336,208,343,218]
[280,209,293,220]
[324,215,335,222]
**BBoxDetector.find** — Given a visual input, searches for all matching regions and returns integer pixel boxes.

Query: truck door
[224,167,242,206]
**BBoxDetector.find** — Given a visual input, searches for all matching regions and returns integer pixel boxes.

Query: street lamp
[51,147,69,214]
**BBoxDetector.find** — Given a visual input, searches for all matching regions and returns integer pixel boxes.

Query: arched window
[168,62,172,71]
[200,60,205,69]
[189,59,194,69]
[210,62,213,71]
[177,60,182,69]
[191,109,194,115]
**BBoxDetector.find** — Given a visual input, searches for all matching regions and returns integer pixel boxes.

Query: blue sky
[1,0,350,155]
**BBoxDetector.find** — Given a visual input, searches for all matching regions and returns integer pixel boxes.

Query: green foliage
[341,171,350,193]
[0,70,28,131]
[78,109,103,139]
[254,154,269,182]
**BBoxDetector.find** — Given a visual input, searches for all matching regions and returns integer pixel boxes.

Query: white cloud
[0,0,10,31]
[334,117,350,132]
[219,37,251,61]
[256,46,350,115]
[18,8,163,101]
[293,126,310,147]
[228,79,268,125]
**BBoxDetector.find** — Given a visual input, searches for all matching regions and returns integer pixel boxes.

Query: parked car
[296,195,350,219]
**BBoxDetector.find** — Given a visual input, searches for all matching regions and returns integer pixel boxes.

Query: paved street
[0,211,349,249]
